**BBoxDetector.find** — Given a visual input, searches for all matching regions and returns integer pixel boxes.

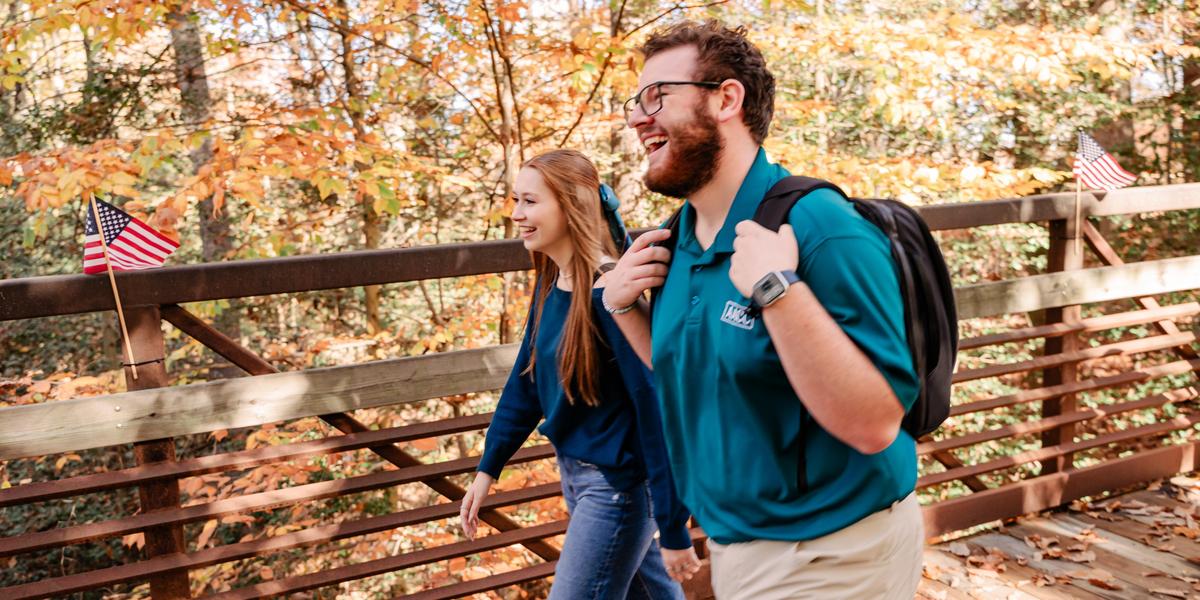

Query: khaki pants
[707,493,924,600]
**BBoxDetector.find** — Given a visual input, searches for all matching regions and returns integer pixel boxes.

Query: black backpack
[650,176,957,438]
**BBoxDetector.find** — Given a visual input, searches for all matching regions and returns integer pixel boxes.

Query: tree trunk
[335,0,383,334]
[1091,0,1135,161]
[168,8,241,351]
[168,9,227,263]
[1182,10,1199,182]
[483,0,522,344]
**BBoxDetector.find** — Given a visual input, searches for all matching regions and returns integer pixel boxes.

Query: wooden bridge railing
[1,183,1199,599]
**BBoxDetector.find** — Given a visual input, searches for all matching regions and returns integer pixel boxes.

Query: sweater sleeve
[599,311,693,550]
[477,302,544,479]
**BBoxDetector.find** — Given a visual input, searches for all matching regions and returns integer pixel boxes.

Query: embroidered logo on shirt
[720,301,756,330]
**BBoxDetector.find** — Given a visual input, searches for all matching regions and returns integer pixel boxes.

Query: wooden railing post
[1040,217,1084,474]
[123,305,190,599]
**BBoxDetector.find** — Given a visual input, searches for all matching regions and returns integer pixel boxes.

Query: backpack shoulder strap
[753,176,848,232]
[647,207,683,318]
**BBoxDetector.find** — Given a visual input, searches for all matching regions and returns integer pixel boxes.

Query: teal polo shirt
[650,148,920,544]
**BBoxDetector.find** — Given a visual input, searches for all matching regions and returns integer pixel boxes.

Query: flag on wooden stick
[1073,130,1137,191]
[83,198,179,274]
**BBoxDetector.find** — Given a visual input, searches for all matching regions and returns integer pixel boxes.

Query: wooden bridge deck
[921,475,1200,600]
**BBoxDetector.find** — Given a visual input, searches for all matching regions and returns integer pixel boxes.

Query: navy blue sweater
[478,284,692,550]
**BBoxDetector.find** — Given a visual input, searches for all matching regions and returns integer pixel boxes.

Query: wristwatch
[750,270,801,310]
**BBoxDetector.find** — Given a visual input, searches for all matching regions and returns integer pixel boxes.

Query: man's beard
[644,104,723,199]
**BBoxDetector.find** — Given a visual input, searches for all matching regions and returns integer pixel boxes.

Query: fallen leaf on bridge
[1149,589,1188,598]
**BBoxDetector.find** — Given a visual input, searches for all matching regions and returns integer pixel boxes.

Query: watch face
[754,273,786,304]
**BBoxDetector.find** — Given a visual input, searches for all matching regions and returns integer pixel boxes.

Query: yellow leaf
[443,175,476,190]
[122,532,145,550]
[55,453,81,471]
[196,518,219,549]
[411,438,438,452]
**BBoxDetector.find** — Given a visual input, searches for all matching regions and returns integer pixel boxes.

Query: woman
[459,149,701,599]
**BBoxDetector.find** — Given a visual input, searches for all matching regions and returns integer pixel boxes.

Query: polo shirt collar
[677,147,788,261]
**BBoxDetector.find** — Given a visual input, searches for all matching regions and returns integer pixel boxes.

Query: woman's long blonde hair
[521,149,620,407]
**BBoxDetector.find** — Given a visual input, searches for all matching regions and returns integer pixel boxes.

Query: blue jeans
[549,457,686,600]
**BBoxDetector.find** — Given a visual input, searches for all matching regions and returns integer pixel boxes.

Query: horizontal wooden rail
[0,345,518,460]
[0,413,494,508]
[2,184,1198,322]
[4,483,563,600]
[918,412,1200,489]
[399,561,559,600]
[203,520,570,600]
[952,331,1196,383]
[0,445,555,558]
[958,302,1200,350]
[954,255,1200,319]
[920,387,1197,456]
[917,183,1200,231]
[922,440,1200,538]
[950,357,1200,416]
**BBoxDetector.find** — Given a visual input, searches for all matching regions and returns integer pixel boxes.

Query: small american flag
[1073,130,1137,191]
[84,199,179,274]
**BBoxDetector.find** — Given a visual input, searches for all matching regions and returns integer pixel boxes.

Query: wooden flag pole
[88,196,139,380]
[1074,178,1083,257]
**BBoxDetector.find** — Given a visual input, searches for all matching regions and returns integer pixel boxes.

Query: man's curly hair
[640,20,776,144]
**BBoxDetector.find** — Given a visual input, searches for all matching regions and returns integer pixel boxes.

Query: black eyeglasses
[622,81,722,121]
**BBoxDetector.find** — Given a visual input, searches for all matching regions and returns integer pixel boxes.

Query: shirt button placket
[686,263,703,323]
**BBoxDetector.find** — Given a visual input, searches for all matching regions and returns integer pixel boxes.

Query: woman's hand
[661,545,702,582]
[459,472,495,539]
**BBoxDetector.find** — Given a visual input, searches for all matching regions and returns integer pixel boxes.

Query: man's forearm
[761,282,904,454]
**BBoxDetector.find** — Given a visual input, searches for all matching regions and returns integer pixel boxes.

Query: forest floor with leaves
[920,475,1200,600]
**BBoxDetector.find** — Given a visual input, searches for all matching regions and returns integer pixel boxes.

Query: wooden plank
[919,414,1200,489]
[0,444,555,557]
[915,183,1200,232]
[950,358,1200,417]
[1081,489,1200,563]
[202,520,568,600]
[0,344,520,460]
[968,532,1147,600]
[920,388,1197,456]
[0,483,562,599]
[953,537,1107,599]
[919,551,999,599]
[1005,521,1191,599]
[921,442,1200,537]
[0,413,495,507]
[1073,510,1200,565]
[958,303,1200,351]
[953,332,1195,384]
[954,256,1200,320]
[1021,514,1200,583]
[0,238,534,321]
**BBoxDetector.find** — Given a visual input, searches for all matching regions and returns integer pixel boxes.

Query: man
[602,20,924,599]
